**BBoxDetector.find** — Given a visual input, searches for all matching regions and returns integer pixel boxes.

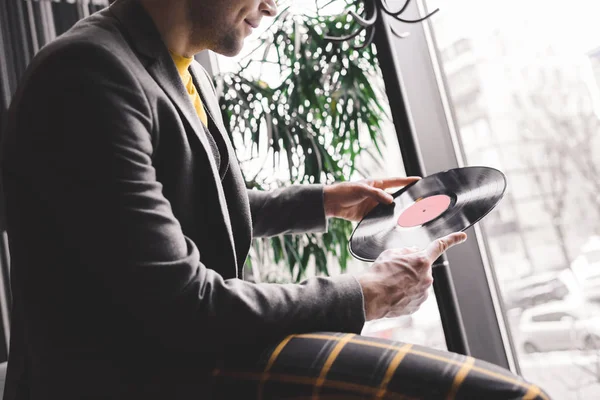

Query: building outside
[587,46,600,115]
[589,47,600,93]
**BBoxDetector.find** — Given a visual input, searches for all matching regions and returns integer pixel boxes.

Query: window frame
[370,0,518,371]
[0,231,9,360]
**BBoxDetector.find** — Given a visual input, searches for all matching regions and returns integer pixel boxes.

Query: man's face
[188,0,277,56]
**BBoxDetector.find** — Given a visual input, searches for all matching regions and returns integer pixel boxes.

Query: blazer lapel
[109,0,238,271]
[190,61,241,177]
[145,58,218,178]
[191,63,254,272]
[189,63,229,142]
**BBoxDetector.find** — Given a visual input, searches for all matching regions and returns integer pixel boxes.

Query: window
[531,312,573,323]
[489,234,519,254]
[446,65,480,101]
[514,200,551,229]
[441,38,474,64]
[425,0,600,397]
[588,47,600,97]
[459,117,491,153]
[585,249,600,265]
[507,172,542,200]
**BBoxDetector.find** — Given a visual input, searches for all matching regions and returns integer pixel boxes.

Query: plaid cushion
[211,332,550,399]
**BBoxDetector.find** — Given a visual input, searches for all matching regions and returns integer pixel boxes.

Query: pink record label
[397,194,452,228]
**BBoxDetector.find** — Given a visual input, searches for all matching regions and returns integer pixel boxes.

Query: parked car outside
[503,269,578,312]
[517,299,600,353]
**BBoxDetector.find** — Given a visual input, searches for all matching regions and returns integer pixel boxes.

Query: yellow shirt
[169,51,209,126]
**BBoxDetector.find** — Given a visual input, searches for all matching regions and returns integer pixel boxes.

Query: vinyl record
[349,166,507,261]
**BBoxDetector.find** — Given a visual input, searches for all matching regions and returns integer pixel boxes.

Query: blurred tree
[516,61,600,269]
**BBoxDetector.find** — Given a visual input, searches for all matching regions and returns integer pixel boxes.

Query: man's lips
[244,19,259,29]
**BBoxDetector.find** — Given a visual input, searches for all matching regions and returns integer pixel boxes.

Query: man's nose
[259,0,277,17]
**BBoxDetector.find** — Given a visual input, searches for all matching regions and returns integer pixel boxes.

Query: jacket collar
[108,0,164,62]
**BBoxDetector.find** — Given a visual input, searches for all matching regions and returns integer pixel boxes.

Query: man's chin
[212,39,244,58]
[217,48,243,57]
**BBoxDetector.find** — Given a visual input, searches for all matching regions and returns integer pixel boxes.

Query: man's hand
[323,177,421,221]
[356,232,467,321]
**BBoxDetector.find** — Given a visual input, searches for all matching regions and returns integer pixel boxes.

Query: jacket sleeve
[248,185,329,238]
[5,42,365,354]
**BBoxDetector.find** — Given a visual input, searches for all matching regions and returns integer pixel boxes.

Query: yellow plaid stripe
[523,384,543,400]
[258,334,295,400]
[313,333,355,399]
[285,395,418,400]
[285,396,370,400]
[352,338,524,390]
[294,333,548,400]
[446,356,475,400]
[213,333,549,400]
[285,396,375,400]
[375,343,413,399]
[213,370,413,400]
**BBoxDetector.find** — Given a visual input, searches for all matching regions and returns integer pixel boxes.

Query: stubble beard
[187,0,244,57]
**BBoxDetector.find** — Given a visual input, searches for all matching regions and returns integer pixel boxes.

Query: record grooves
[349,166,507,262]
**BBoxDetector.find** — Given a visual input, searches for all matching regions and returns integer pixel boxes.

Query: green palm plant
[217,0,388,283]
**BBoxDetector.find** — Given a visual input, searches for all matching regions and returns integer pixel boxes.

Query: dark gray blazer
[0,0,365,398]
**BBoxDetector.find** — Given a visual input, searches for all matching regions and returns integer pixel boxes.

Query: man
[0,0,549,398]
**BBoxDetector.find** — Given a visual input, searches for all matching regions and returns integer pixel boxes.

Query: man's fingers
[363,185,394,204]
[423,232,467,263]
[376,176,421,190]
